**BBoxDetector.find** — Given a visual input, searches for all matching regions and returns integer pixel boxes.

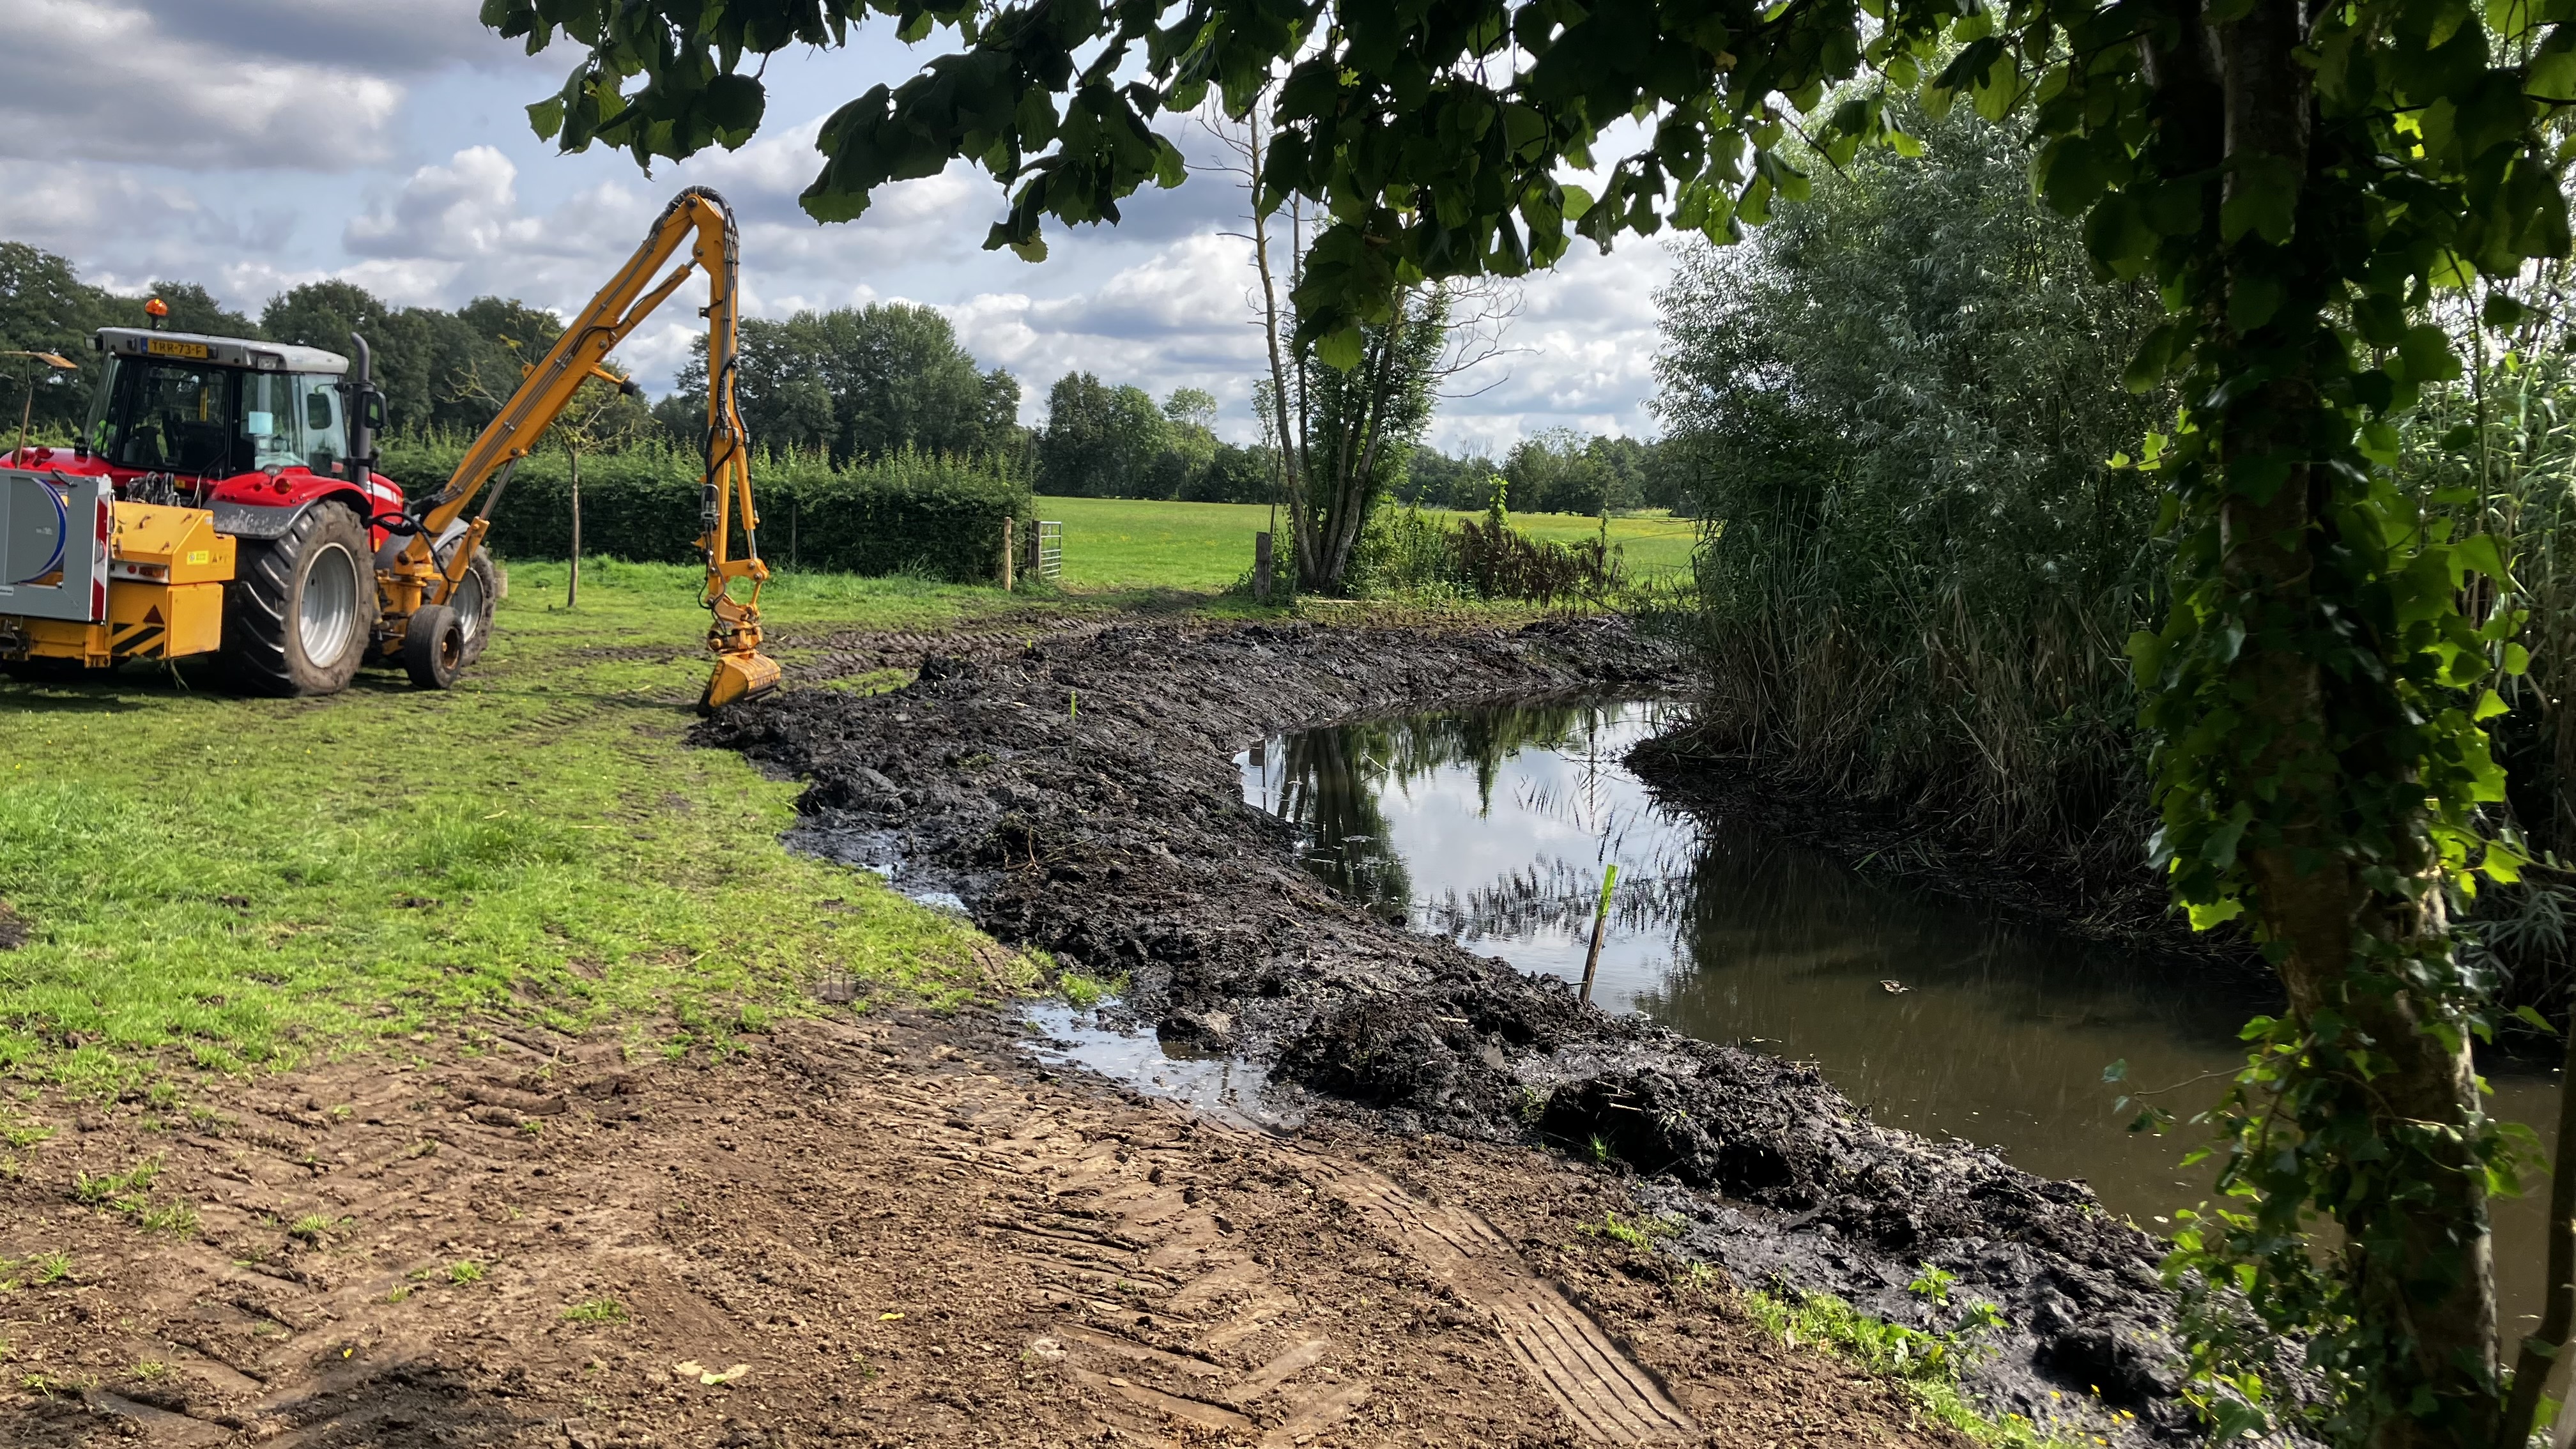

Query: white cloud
[346,146,542,262]
[0,0,407,168]
[0,12,1678,451]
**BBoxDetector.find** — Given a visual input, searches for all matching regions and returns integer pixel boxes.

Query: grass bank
[0,557,1043,1101]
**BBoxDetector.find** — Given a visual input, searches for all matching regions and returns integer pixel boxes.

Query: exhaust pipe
[341,332,382,482]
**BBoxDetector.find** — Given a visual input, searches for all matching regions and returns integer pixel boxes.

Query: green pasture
[0,560,1044,1100]
[1028,495,1698,591]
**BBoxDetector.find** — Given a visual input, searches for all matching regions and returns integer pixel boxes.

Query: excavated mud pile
[697,618,2202,1443]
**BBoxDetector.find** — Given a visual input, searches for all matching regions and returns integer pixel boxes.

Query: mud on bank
[700,617,2209,1445]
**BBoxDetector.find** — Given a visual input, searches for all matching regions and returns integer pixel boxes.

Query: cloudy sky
[0,1,1677,452]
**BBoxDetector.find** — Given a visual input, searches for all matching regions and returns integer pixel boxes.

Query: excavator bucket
[700,648,781,714]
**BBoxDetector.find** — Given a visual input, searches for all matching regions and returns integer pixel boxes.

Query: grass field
[0,560,1044,1100]
[1030,495,1698,590]
[0,489,1680,1098]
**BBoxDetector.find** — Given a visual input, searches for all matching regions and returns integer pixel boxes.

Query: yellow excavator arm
[383,185,779,712]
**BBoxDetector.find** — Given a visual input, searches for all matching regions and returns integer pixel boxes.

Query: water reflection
[1239,699,2561,1328]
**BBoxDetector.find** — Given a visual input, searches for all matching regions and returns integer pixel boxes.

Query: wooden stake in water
[1579,864,1618,1007]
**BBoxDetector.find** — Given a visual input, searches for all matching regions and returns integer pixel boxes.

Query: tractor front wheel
[402,604,464,690]
[222,504,378,697]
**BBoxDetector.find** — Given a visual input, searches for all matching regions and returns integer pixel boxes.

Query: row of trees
[0,241,655,443]
[1032,372,1270,500]
[1397,431,1685,516]
[4,236,1674,552]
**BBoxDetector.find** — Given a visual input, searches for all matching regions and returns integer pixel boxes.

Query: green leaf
[2505,641,2532,673]
[527,96,566,142]
[2452,532,2507,581]
[2513,1004,2561,1037]
[2472,688,2509,721]
[2220,153,2301,243]
[2188,898,2245,930]
[1315,326,1365,371]
[2482,291,2529,328]
[2103,1059,2129,1083]
[702,73,766,135]
[2229,275,2285,332]
[2124,321,2183,393]
[2397,324,2462,383]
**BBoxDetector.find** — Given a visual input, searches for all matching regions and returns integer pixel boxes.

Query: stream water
[1236,698,2563,1331]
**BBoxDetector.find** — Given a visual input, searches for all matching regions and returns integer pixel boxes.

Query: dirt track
[0,1011,1952,1448]
[700,616,2211,1445]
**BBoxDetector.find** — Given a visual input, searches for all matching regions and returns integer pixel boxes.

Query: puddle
[1020,1002,1307,1132]
[790,822,969,912]
[1242,698,2563,1326]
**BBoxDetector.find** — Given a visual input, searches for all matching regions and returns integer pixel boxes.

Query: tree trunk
[2208,4,2499,1443]
[566,445,582,610]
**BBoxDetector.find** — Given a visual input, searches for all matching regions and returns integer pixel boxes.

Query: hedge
[376,438,1032,583]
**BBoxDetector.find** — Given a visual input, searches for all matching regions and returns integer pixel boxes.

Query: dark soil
[0,1010,1959,1448]
[697,617,2219,1445]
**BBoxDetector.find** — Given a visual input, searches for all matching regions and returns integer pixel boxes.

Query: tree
[452,342,648,609]
[1503,428,1614,516]
[1150,387,1222,497]
[1184,441,1273,503]
[1395,444,1498,510]
[489,3,2576,1442]
[668,302,1014,464]
[1213,107,1503,592]
[1652,100,2169,888]
[0,243,115,436]
[145,281,260,339]
[1036,372,1169,496]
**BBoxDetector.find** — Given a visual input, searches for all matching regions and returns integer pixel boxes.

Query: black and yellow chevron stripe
[109,619,165,657]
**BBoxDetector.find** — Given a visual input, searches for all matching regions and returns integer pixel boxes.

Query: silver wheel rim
[453,569,486,654]
[298,542,360,669]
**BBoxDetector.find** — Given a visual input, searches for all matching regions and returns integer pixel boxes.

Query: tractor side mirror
[362,392,387,431]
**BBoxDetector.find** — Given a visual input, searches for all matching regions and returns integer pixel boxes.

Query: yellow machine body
[11,501,234,665]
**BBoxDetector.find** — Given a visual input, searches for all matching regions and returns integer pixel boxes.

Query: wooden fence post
[1254,531,1273,604]
[1002,517,1016,593]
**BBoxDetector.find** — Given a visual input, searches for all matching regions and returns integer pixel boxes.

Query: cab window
[297,376,347,473]
[101,363,237,473]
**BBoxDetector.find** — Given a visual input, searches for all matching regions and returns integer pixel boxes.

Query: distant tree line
[4,236,1683,524]
[1032,371,1269,502]
[0,240,658,445]
[1396,431,1690,516]
[660,304,1027,468]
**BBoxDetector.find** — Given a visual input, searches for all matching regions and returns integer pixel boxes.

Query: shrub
[1345,505,1625,605]
[378,436,1032,584]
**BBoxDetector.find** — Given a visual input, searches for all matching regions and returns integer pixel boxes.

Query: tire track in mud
[10,1011,1951,1448]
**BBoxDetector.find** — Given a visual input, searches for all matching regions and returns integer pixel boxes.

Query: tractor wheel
[401,604,464,690]
[440,545,499,666]
[222,503,378,697]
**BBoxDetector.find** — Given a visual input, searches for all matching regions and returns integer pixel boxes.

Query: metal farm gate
[1034,520,1062,581]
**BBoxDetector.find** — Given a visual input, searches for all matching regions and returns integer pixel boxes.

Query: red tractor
[0,187,778,710]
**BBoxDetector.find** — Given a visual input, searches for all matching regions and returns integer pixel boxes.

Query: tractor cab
[74,328,385,499]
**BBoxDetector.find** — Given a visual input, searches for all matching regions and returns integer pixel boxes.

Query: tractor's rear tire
[402,604,464,690]
[222,503,377,697]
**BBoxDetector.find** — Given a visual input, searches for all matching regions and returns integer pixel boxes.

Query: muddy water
[1238,698,2563,1331]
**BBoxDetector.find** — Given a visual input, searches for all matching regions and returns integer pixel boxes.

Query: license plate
[146,338,210,359]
